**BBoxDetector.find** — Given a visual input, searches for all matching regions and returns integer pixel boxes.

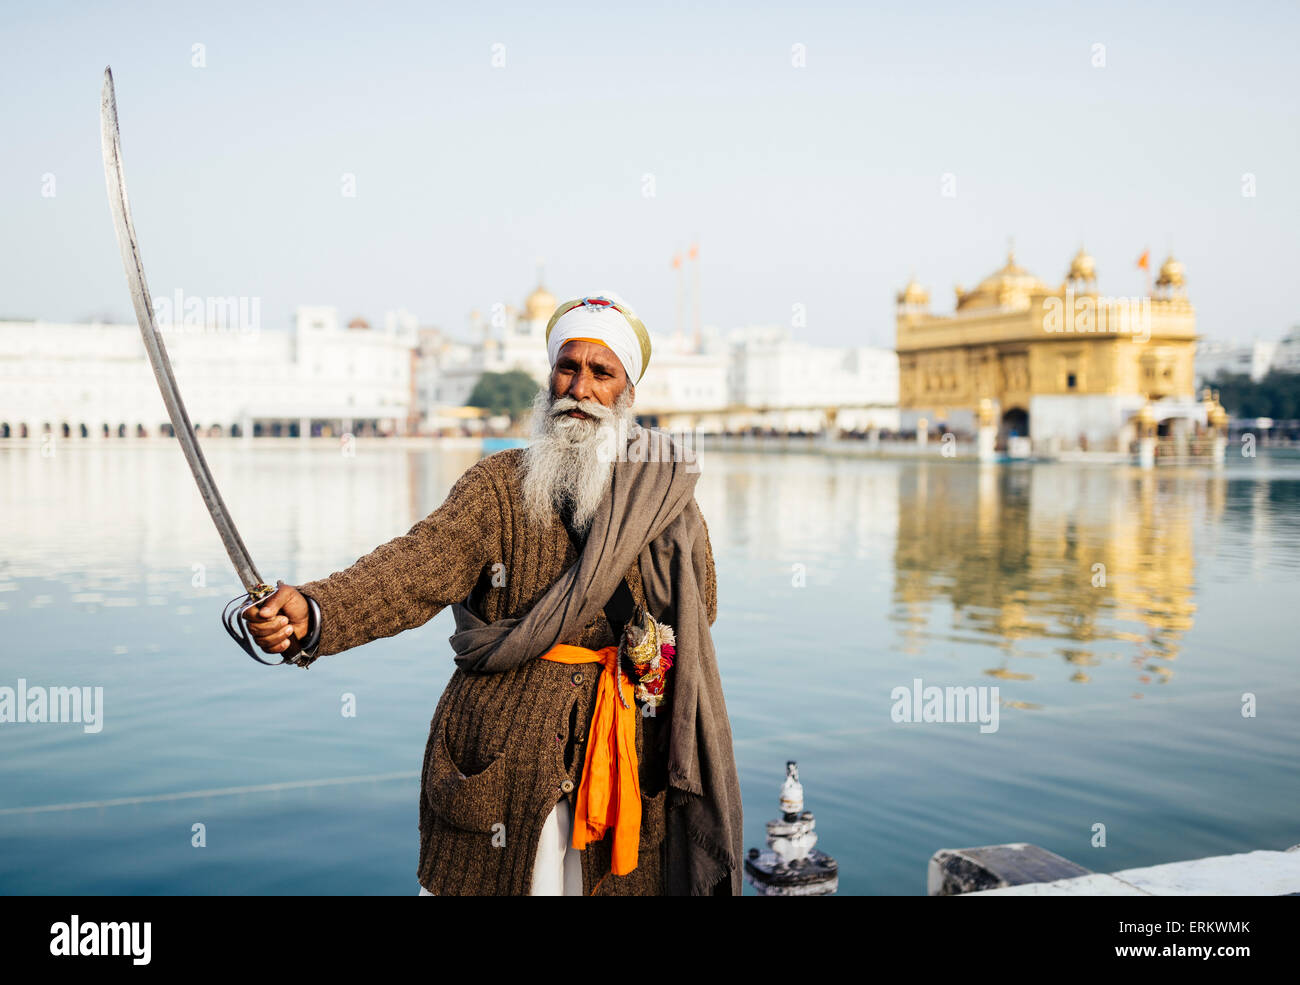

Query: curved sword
[100,66,301,666]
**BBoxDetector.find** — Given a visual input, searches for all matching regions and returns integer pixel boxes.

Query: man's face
[549,339,633,418]
[523,341,638,531]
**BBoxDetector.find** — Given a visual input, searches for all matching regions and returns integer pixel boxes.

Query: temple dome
[1156,256,1185,289]
[896,277,929,307]
[956,251,1048,310]
[1067,247,1097,282]
[524,284,557,321]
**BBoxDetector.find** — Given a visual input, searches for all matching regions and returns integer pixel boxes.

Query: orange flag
[672,253,682,270]
[1136,249,1150,271]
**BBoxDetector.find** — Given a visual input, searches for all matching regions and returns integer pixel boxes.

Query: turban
[545,291,652,385]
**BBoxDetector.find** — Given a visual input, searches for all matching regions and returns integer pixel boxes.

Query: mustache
[548,395,614,421]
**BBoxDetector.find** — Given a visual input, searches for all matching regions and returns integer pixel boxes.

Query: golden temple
[896,249,1200,451]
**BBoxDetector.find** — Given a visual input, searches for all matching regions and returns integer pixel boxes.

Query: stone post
[1207,389,1228,467]
[977,397,997,463]
[822,406,838,446]
[1136,399,1156,469]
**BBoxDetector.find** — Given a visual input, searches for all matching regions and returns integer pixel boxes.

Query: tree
[466,370,541,423]
[1211,370,1300,420]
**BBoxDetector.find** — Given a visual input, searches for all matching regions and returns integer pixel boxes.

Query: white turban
[545,291,652,385]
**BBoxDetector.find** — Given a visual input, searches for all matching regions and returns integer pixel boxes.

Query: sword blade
[100,66,267,597]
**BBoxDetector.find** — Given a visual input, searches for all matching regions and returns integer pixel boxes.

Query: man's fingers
[246,621,291,644]
[236,581,302,653]
[246,613,290,633]
[248,586,289,619]
[250,622,296,653]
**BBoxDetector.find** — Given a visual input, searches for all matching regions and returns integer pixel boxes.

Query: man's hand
[241,580,310,655]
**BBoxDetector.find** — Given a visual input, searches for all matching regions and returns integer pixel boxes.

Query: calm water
[1,442,1297,895]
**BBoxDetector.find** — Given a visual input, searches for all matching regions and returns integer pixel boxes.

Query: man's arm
[294,460,502,659]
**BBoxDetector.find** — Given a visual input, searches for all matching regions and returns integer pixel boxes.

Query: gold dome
[956,250,1048,311]
[1155,256,1185,289]
[1067,247,1097,283]
[896,277,929,307]
[524,283,557,321]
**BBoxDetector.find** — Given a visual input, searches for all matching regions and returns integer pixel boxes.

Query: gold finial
[896,275,929,308]
[1156,255,1185,289]
[1068,246,1097,283]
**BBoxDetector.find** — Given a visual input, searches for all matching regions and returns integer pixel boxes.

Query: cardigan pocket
[423,718,509,834]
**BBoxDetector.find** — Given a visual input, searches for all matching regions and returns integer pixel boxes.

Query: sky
[1,0,1297,349]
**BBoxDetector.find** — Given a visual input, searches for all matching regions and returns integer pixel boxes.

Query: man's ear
[625,381,635,407]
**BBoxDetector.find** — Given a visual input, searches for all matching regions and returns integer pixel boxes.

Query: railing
[1153,436,1217,462]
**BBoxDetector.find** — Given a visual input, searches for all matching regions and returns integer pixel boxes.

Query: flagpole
[673,252,684,346]
[690,241,701,352]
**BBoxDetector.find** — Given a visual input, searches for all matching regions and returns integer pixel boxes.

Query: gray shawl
[447,425,743,896]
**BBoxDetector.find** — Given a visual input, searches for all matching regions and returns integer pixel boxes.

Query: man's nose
[566,370,591,402]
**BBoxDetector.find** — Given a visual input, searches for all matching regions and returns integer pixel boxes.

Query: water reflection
[892,463,1215,697]
[1,443,1298,894]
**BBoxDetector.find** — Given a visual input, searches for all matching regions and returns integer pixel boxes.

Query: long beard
[521,384,636,535]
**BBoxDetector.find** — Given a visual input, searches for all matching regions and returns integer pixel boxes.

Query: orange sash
[539,643,641,875]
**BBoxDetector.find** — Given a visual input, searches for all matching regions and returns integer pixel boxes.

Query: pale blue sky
[2,0,1297,348]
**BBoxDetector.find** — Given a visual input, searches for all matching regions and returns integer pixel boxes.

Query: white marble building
[1195,338,1278,386]
[725,325,900,433]
[1270,325,1300,375]
[7,281,904,442]
[418,287,557,431]
[0,307,417,440]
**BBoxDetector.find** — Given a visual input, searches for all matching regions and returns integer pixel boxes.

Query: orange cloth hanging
[539,643,641,875]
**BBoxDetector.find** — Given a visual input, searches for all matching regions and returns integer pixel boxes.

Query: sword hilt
[223,589,309,667]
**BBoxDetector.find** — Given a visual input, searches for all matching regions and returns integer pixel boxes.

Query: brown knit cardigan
[295,447,717,895]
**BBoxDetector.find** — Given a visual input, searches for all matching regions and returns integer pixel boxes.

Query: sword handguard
[223,591,310,667]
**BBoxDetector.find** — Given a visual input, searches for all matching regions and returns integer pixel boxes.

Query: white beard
[521,384,637,535]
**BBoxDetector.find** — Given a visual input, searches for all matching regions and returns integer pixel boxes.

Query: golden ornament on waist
[618,604,676,710]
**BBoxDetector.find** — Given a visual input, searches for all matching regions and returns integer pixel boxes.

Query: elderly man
[243,292,743,896]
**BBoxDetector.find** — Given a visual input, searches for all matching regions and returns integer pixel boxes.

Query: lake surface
[1,441,1297,895]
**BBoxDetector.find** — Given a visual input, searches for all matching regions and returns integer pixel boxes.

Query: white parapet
[963,848,1300,896]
